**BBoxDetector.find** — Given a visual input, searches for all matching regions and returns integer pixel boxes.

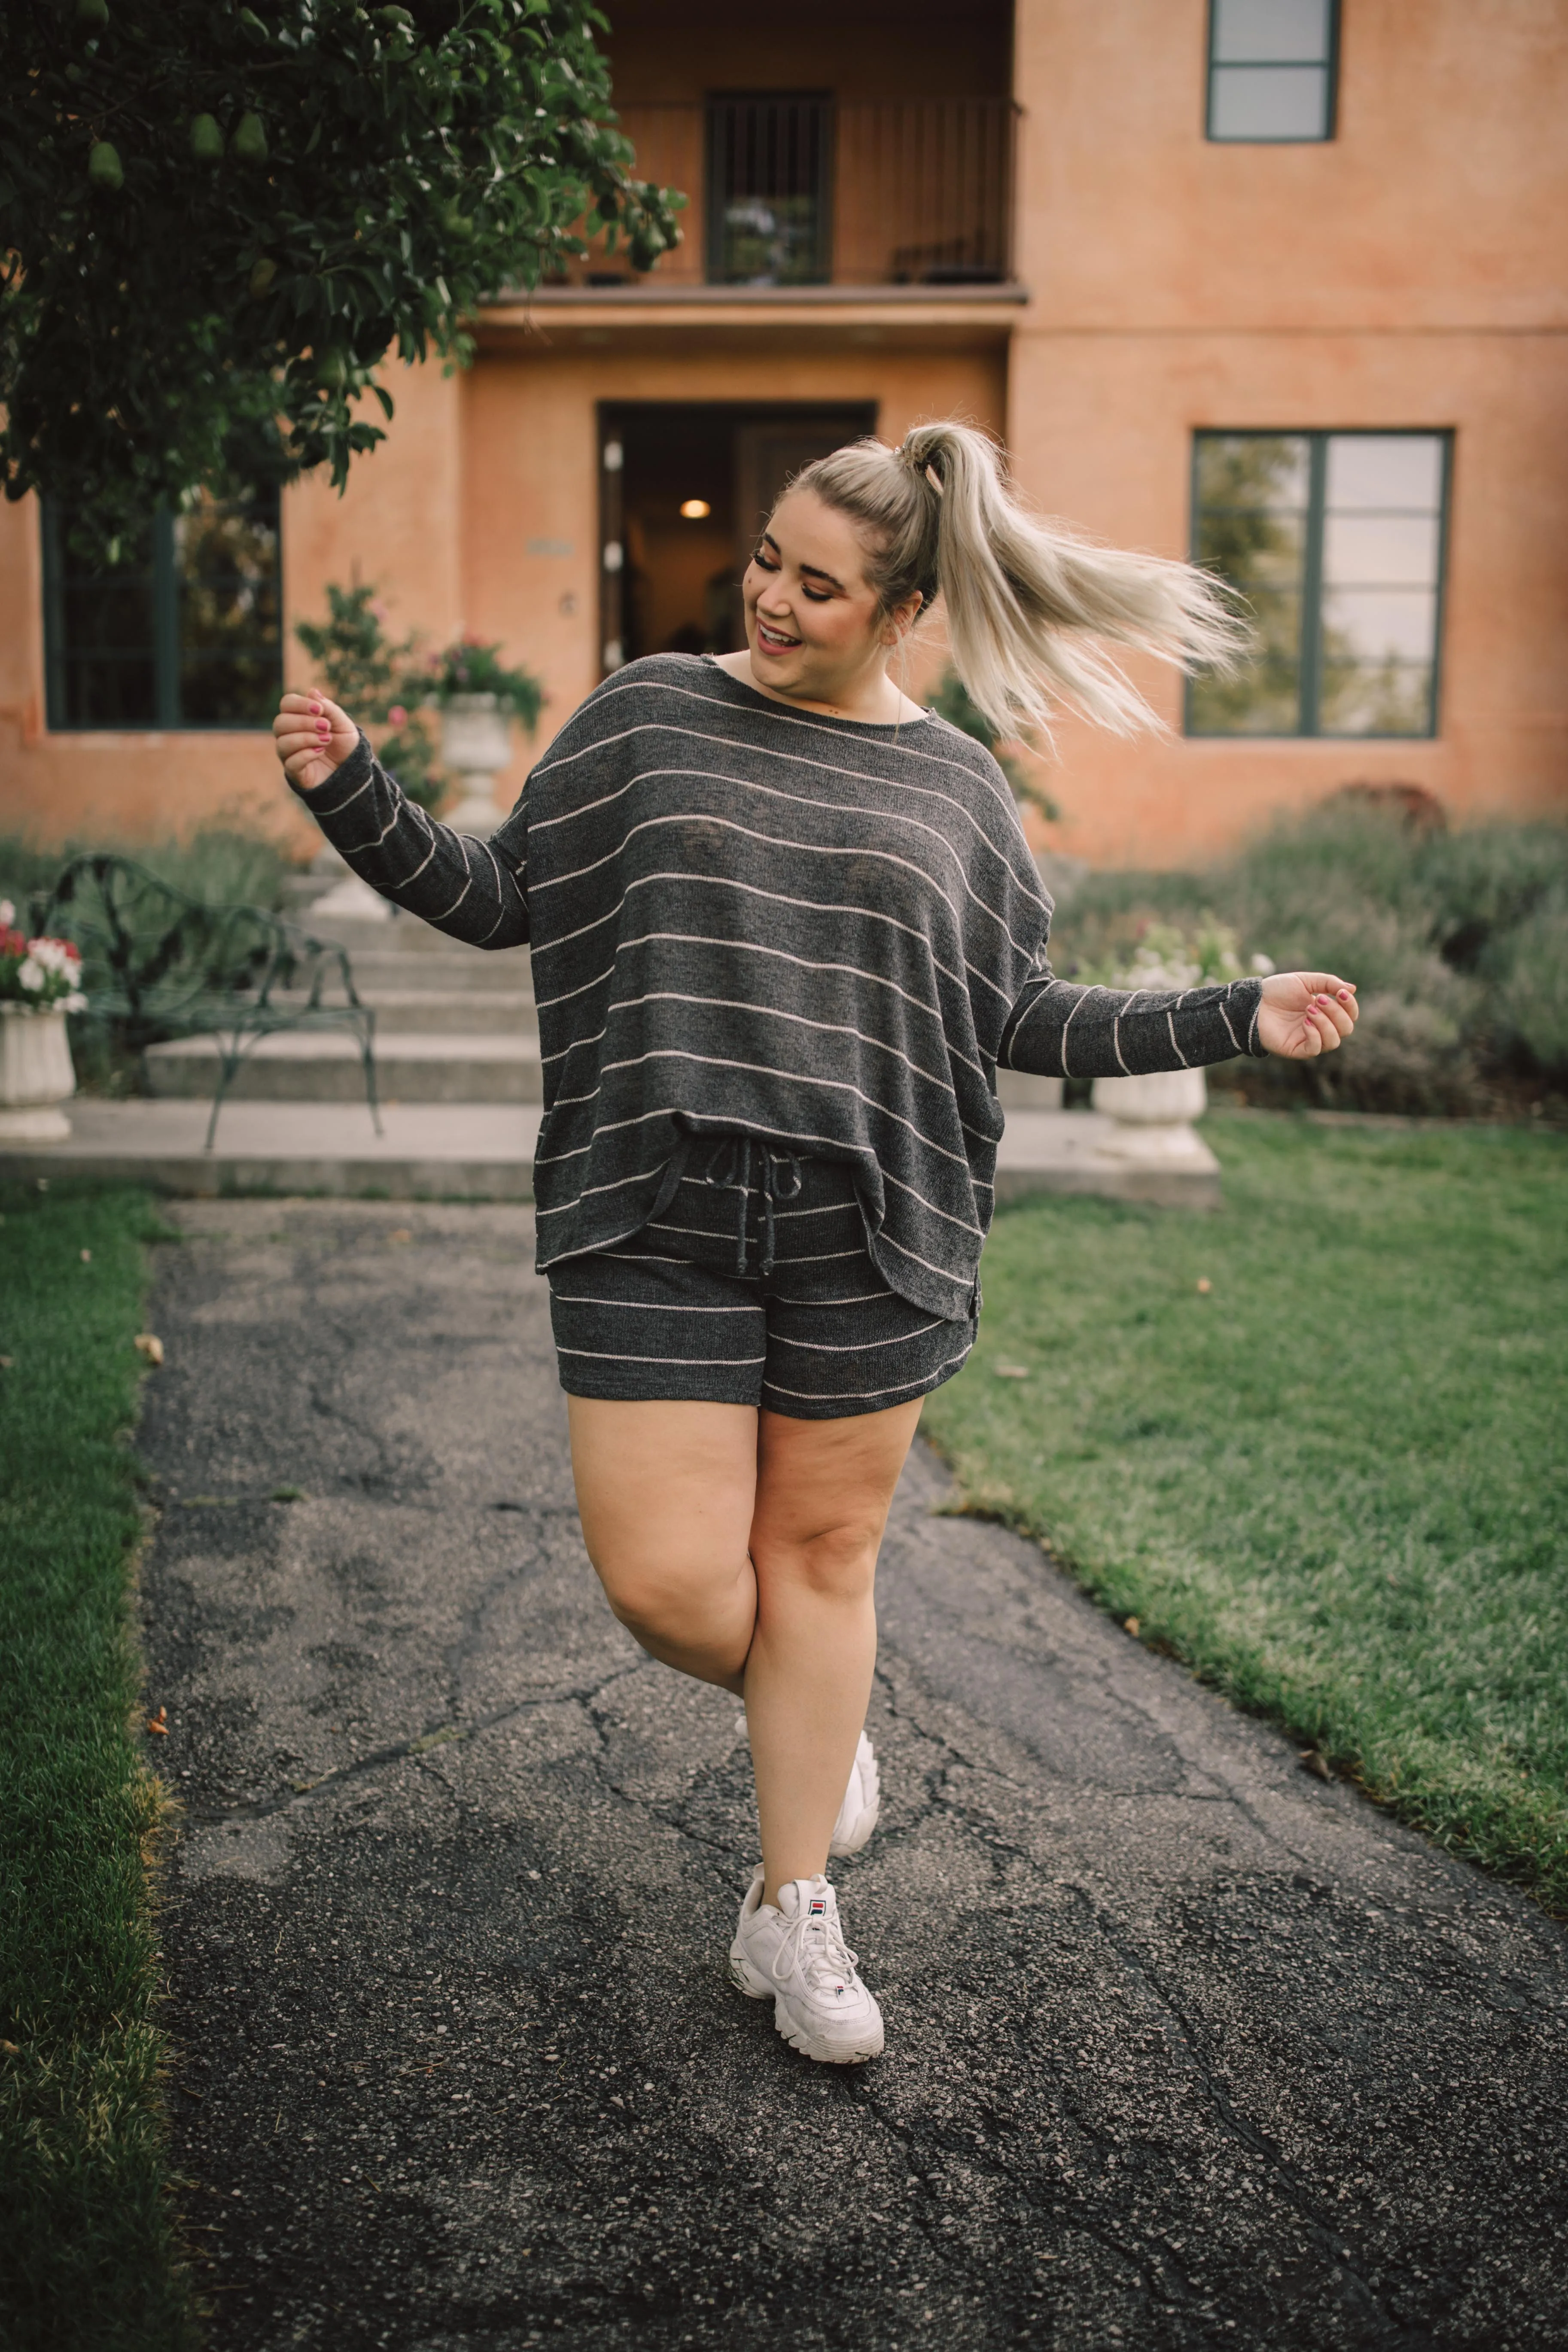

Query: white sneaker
[830,1731,880,1858]
[729,1872,885,2064]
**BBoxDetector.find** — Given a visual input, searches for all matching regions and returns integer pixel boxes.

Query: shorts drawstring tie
[699,1135,804,1276]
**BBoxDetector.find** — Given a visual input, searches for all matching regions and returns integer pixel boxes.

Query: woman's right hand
[273,691,359,793]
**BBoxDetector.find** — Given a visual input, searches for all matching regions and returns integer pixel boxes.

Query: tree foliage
[1,0,683,552]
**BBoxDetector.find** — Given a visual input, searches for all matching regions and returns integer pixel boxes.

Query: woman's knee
[591,1545,748,1648]
[753,1516,881,1608]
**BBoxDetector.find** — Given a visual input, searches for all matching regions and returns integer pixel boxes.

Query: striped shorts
[546,1143,975,1421]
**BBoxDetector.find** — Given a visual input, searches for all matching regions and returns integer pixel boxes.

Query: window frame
[1204,0,1341,145]
[1184,426,1453,742]
[40,488,284,734]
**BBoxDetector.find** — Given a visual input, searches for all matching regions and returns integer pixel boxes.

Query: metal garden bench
[38,853,382,1150]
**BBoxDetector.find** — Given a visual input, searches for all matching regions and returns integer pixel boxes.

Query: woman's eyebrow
[758,531,847,594]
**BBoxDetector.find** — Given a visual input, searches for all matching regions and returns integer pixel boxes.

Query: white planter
[0,1002,76,1144]
[1091,1068,1208,1125]
[1090,1068,1208,1163]
[439,693,514,837]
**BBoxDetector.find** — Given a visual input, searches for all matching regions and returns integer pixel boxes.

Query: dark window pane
[64,654,158,729]
[175,490,282,725]
[1209,63,1330,138]
[52,519,157,728]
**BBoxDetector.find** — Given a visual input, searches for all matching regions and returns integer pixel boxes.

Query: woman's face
[741,490,913,706]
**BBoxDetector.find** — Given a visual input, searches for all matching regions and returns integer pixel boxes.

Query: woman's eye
[802,586,831,603]
[753,548,778,570]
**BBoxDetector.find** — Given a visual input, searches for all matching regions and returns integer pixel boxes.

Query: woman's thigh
[567,1395,760,1614]
[749,1397,926,1599]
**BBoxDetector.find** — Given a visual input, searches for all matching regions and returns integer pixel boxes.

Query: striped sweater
[294,654,1264,1319]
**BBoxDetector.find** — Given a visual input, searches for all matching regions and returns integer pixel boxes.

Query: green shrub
[1492,889,1568,1075]
[1,828,289,928]
[1047,801,1568,1115]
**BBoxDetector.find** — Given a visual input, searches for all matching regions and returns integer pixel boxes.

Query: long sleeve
[290,731,529,950]
[999,958,1266,1080]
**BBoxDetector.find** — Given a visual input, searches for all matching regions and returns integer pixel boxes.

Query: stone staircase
[144,917,543,1107]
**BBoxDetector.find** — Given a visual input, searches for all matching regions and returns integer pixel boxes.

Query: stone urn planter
[440,693,514,837]
[0,1003,77,1144]
[1090,1067,1208,1161]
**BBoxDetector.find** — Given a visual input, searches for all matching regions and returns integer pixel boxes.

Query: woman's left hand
[1255,972,1359,1059]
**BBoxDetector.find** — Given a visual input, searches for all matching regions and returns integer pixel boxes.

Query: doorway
[597,402,877,673]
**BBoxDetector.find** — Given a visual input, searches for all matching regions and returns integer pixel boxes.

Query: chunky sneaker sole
[829,1731,880,1859]
[729,1871,885,2065]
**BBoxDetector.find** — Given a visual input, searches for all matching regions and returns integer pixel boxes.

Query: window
[1188,432,1450,739]
[706,94,831,285]
[1206,0,1339,141]
[42,484,282,730]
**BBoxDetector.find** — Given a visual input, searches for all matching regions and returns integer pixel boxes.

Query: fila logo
[809,1898,828,1917]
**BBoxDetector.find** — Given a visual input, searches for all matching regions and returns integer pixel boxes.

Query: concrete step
[272,988,538,1038]
[143,1031,543,1104]
[303,909,520,962]
[0,1098,538,1199]
[1,1098,1221,1207]
[327,947,533,997]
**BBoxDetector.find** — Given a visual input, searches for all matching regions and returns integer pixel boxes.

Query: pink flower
[388,704,408,727]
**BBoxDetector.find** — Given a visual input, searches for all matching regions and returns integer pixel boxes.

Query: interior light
[679,499,712,520]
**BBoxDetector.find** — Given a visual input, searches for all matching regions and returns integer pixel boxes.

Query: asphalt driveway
[140,1201,1568,2350]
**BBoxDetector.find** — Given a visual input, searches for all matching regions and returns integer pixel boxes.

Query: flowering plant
[294,581,451,814]
[0,903,88,1011]
[423,633,545,729]
[1108,917,1273,993]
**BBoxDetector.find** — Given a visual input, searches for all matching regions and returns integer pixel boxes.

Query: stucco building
[3,0,1565,867]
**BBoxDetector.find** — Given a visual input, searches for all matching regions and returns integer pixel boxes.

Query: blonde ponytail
[786,420,1248,745]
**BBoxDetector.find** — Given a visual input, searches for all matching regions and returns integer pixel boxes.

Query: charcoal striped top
[294,654,1264,1318]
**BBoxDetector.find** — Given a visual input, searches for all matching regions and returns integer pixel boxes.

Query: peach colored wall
[0,358,461,855]
[460,335,1008,812]
[1008,0,1568,866]
[1015,0,1568,333]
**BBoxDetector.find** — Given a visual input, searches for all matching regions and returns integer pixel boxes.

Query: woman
[274,422,1357,2067]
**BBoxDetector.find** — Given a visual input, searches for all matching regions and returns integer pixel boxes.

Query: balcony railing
[563,97,1018,290]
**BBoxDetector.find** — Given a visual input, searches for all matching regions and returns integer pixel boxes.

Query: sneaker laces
[771,1894,859,1994]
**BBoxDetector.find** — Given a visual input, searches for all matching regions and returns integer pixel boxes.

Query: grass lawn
[924,1116,1568,1909]
[0,1181,196,2349]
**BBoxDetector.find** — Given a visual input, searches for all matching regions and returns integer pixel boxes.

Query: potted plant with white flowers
[1091,919,1273,1150]
[0,902,88,1143]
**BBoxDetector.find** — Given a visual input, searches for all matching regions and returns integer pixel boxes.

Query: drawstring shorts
[546,1143,976,1421]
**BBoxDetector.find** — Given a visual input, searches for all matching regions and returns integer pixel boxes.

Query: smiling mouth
[754,619,802,653]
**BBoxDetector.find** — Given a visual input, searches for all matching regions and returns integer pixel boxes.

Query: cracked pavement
[142,1201,1568,2350]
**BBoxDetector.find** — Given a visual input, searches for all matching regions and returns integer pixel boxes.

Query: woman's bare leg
[566,1391,925,1904]
[745,1399,924,1904]
[566,1397,759,1691]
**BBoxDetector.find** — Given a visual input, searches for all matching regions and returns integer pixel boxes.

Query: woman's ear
[880,592,925,648]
